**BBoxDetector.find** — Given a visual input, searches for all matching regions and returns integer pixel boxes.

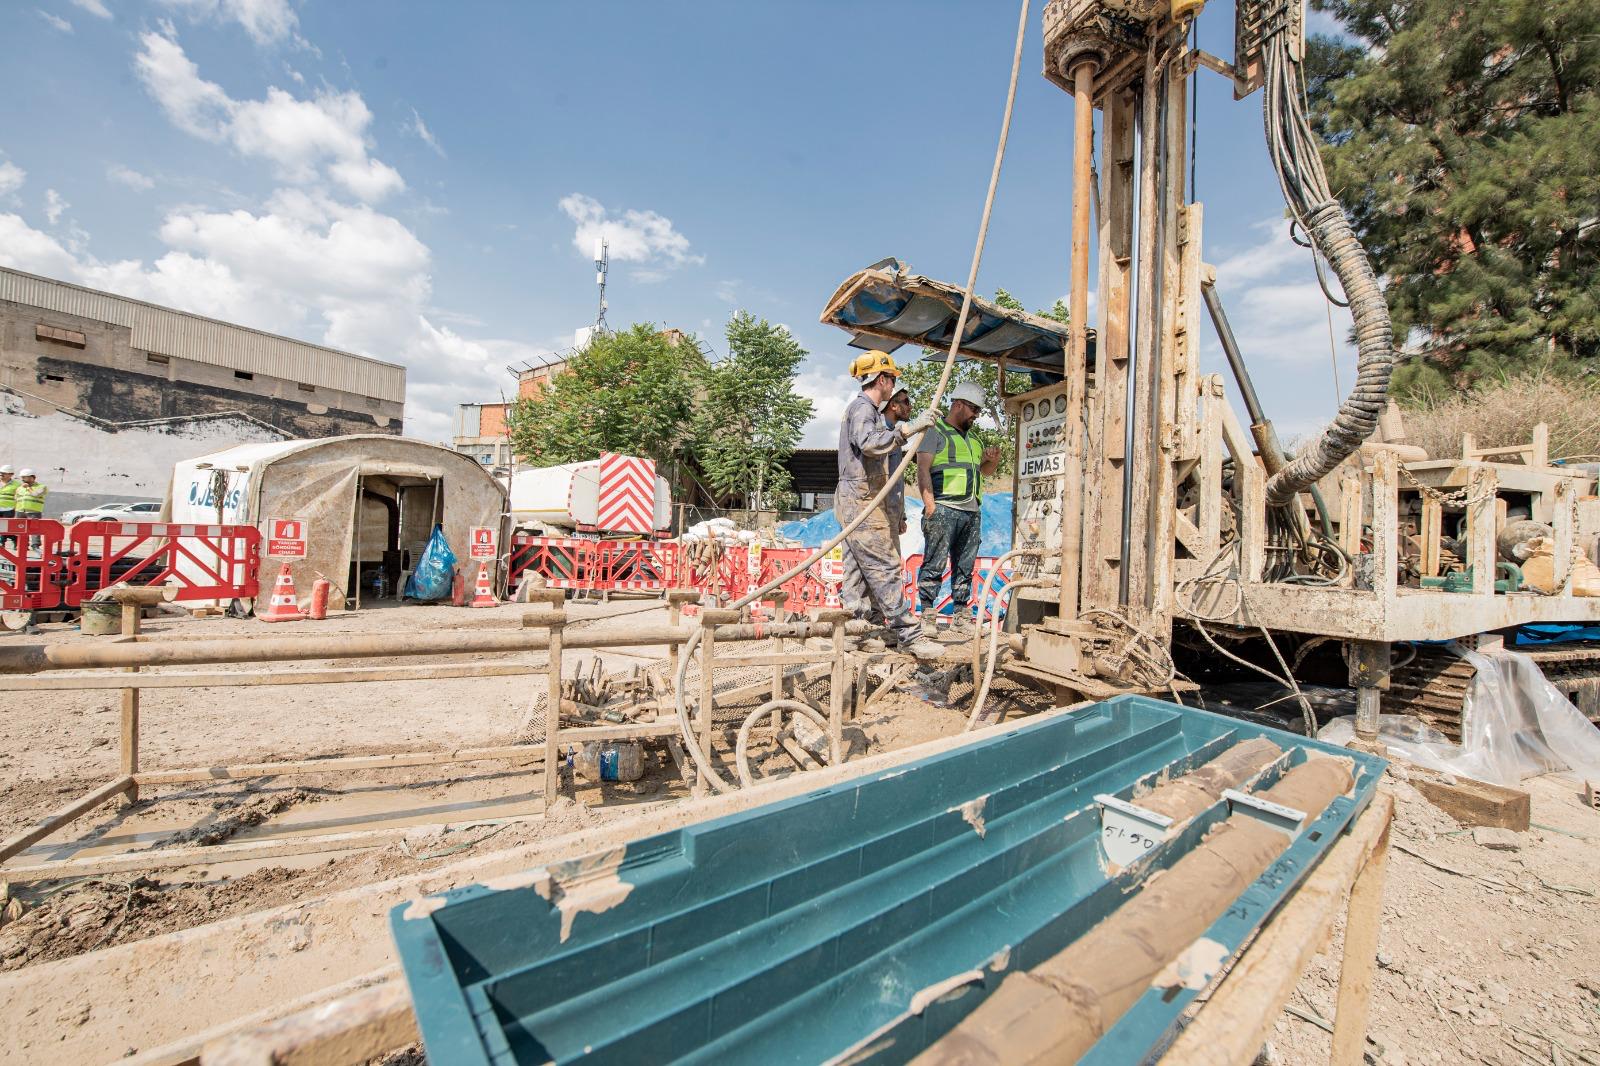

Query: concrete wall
[0,394,289,515]
[0,297,404,438]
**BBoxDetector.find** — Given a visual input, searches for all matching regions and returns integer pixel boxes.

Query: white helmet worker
[949,382,986,411]
[18,469,35,478]
[0,465,12,475]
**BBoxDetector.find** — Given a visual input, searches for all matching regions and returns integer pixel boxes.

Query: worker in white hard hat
[837,351,941,660]
[0,465,15,520]
[914,381,1000,636]
[14,469,47,519]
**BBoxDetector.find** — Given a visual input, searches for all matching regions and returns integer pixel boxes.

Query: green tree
[692,312,814,510]
[1305,0,1600,400]
[505,324,704,479]
[902,288,1070,478]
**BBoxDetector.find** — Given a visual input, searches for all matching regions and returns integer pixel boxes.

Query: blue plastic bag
[404,523,457,602]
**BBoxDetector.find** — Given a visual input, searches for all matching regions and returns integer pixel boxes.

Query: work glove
[898,409,937,441]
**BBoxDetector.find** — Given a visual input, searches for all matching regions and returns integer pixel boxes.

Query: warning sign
[819,545,844,583]
[469,526,497,560]
[266,517,308,559]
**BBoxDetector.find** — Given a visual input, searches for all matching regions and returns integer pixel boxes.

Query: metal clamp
[1095,794,1175,867]
[1222,788,1307,835]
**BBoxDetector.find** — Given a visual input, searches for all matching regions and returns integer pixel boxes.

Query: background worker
[14,469,47,518]
[842,384,912,625]
[0,465,15,519]
[837,351,941,660]
[915,382,1000,635]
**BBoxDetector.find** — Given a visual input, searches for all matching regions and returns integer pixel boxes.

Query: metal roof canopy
[0,267,407,403]
[819,257,1091,375]
[389,696,1383,1065]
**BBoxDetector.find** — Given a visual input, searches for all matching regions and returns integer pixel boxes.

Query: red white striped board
[597,452,655,535]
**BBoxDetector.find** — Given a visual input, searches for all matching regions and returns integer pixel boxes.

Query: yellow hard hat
[848,349,900,383]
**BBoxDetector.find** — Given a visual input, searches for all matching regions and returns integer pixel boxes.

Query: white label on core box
[469,526,498,560]
[267,517,308,558]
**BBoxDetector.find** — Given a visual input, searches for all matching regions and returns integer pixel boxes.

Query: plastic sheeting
[779,491,1014,560]
[1319,644,1600,786]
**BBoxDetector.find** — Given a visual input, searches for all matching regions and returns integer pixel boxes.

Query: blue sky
[0,0,1357,446]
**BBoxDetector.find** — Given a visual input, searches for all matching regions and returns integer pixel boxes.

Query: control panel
[1007,382,1071,598]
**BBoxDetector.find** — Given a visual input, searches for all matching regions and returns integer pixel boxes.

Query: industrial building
[0,266,407,511]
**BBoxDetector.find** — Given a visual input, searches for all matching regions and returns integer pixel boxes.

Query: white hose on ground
[965,577,1054,732]
[967,548,1041,678]
[726,0,1032,613]
[734,699,831,788]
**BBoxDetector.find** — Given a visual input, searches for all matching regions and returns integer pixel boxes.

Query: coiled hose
[672,0,1033,792]
[1259,31,1393,507]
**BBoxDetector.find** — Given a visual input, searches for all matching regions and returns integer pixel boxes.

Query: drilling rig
[823,0,1600,741]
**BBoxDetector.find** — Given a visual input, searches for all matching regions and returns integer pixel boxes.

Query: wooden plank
[201,971,416,1066]
[0,776,135,863]
[709,653,832,668]
[3,814,545,884]
[1371,450,1399,596]
[1465,466,1497,595]
[558,721,681,743]
[544,618,564,809]
[1329,818,1391,1065]
[1413,775,1530,831]
[1421,496,1442,578]
[4,661,547,691]
[1196,379,1224,559]
[1159,793,1394,1066]
[133,743,547,787]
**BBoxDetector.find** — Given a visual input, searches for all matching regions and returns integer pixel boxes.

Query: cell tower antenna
[593,237,610,334]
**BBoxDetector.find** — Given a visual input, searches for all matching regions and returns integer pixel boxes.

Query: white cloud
[107,164,155,191]
[134,30,403,201]
[795,368,857,447]
[68,0,110,19]
[406,108,444,158]
[37,10,74,32]
[44,189,68,225]
[157,0,299,45]
[714,280,739,303]
[1210,218,1356,367]
[0,190,535,443]
[558,192,702,270]
[0,162,24,198]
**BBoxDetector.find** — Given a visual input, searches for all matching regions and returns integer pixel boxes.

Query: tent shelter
[170,435,507,611]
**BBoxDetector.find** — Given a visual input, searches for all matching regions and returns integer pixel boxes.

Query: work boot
[903,637,945,662]
[921,615,940,638]
[947,615,975,638]
[844,618,873,636]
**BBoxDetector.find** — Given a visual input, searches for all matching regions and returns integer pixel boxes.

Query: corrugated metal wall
[0,267,407,403]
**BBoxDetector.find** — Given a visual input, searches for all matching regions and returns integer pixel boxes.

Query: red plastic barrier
[507,536,600,590]
[65,522,261,606]
[0,519,66,610]
[594,540,677,592]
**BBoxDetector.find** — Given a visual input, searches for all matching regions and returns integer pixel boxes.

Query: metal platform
[390,697,1384,1064]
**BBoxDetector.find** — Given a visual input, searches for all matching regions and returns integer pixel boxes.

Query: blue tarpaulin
[779,491,1014,560]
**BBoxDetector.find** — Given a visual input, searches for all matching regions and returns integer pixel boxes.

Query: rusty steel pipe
[0,620,843,675]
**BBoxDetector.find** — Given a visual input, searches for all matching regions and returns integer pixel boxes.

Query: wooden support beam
[132,743,547,787]
[0,776,135,863]
[1413,774,1530,831]
[1465,465,1498,595]
[5,661,546,691]
[544,614,565,809]
[1329,817,1391,1065]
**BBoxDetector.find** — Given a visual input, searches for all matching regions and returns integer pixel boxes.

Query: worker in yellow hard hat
[836,350,940,660]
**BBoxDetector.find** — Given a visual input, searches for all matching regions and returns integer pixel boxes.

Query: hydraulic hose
[965,577,1054,732]
[1259,33,1393,507]
[728,0,1031,612]
[967,547,1040,678]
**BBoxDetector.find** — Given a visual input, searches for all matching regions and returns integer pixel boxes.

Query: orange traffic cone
[470,562,498,608]
[258,563,306,622]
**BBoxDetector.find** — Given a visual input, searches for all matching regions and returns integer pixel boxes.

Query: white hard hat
[949,382,986,410]
[0,465,12,474]
[18,468,35,477]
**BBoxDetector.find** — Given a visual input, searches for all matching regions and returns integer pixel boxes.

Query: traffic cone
[470,562,498,608]
[258,563,306,622]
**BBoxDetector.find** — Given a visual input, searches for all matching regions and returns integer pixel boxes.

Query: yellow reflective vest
[15,482,47,515]
[0,479,15,511]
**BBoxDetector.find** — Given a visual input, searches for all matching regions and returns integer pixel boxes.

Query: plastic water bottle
[574,741,645,782]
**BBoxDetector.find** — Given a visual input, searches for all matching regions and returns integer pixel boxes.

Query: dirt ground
[1,601,1597,1063]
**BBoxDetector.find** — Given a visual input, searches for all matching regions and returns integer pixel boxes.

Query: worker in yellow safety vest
[14,469,48,517]
[914,382,999,635]
[0,465,15,519]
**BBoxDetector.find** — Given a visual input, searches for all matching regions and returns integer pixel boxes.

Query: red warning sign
[469,526,497,560]
[267,517,308,558]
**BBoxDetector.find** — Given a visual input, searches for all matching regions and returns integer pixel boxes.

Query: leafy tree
[1305,0,1600,400]
[692,312,814,510]
[902,288,1070,478]
[505,324,704,481]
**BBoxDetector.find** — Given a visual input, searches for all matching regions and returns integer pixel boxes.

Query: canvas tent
[169,435,507,611]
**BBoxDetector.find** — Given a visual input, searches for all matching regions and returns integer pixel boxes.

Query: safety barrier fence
[0,520,262,611]
[507,535,1015,617]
